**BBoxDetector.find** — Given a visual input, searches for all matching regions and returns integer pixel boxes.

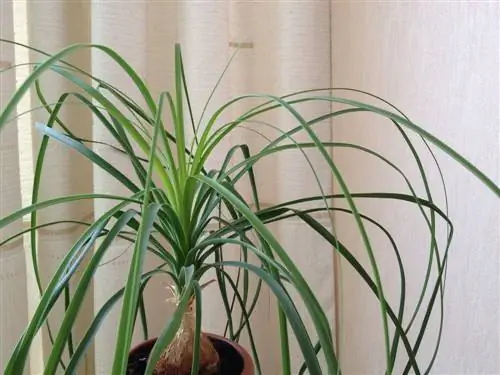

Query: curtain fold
[90,2,178,372]
[0,0,30,373]
[26,1,93,373]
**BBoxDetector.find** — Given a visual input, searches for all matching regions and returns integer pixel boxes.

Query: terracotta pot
[127,332,254,375]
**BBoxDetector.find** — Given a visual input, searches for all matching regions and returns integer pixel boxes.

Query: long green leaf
[212,267,262,374]
[196,174,337,374]
[111,203,160,374]
[43,209,138,374]
[3,218,107,375]
[219,261,323,375]
[208,93,499,196]
[190,282,202,375]
[64,269,163,374]
[0,193,140,229]
[35,123,140,192]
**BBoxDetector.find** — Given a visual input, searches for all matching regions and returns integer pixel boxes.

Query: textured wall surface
[331,2,499,374]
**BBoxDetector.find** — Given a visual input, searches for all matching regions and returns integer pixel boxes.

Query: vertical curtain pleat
[0,0,30,373]
[267,2,334,372]
[141,0,180,355]
[225,2,279,372]
[26,1,92,373]
[90,3,148,372]
[91,2,179,372]
[176,0,232,354]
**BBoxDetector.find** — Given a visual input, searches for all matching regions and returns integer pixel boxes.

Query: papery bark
[154,298,219,375]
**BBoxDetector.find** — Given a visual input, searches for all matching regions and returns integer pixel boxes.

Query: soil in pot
[127,336,245,375]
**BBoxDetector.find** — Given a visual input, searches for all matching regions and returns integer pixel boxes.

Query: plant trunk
[153,299,219,375]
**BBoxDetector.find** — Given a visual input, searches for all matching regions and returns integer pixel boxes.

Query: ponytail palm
[1,41,498,375]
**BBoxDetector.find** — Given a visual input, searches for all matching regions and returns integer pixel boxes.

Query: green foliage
[1,39,498,375]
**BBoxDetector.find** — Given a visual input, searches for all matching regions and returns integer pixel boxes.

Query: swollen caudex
[154,286,219,375]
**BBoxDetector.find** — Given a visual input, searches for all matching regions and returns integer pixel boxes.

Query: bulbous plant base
[154,331,219,374]
[127,333,254,375]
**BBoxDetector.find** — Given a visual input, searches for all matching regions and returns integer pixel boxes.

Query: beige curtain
[0,0,30,373]
[88,2,335,374]
[1,1,499,375]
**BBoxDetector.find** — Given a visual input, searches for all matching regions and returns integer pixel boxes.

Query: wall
[331,2,499,374]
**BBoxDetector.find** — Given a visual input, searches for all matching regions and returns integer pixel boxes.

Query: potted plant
[1,41,498,375]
